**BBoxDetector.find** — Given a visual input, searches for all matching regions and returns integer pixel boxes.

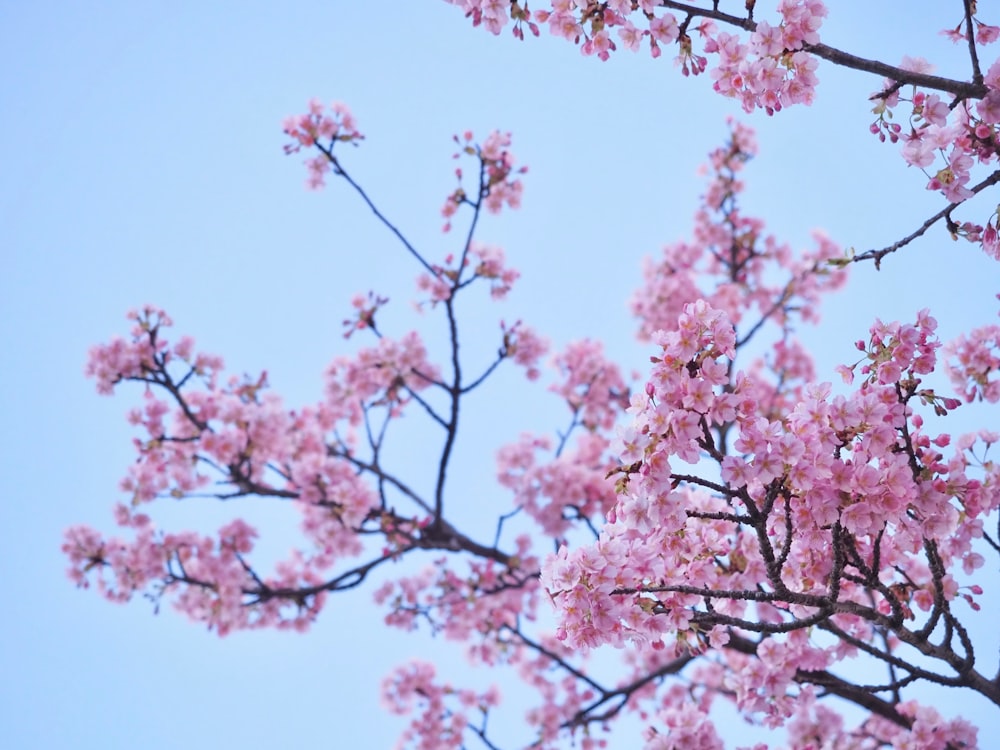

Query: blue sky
[2,2,998,748]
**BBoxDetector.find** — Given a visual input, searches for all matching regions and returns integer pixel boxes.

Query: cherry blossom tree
[64,2,1000,748]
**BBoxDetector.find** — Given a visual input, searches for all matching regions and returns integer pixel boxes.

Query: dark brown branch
[807,42,987,100]
[563,650,695,729]
[461,347,509,394]
[330,447,436,516]
[851,169,1000,268]
[671,472,741,499]
[413,518,516,567]
[962,0,985,86]
[315,143,437,275]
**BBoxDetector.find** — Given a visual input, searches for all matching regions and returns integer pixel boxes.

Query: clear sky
[2,2,998,748]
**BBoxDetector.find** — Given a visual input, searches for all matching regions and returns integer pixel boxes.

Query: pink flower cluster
[541,296,999,697]
[282,99,363,189]
[341,290,388,339]
[381,660,501,750]
[63,515,332,636]
[766,690,978,749]
[881,57,982,203]
[501,319,549,381]
[943,13,1000,45]
[442,130,525,231]
[493,339,627,536]
[470,242,520,298]
[85,306,223,395]
[549,339,629,430]
[375,541,538,649]
[447,1,827,104]
[944,318,1000,403]
[443,0,532,37]
[631,121,846,343]
[69,309,464,631]
[708,1,826,113]
[415,243,521,305]
[634,649,981,749]
[446,1,1000,259]
[325,330,442,424]
[876,40,1000,253]
[374,556,616,748]
[642,701,723,750]
[497,431,616,536]
[852,308,940,386]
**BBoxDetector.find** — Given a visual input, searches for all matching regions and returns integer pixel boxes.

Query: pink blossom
[71,98,998,749]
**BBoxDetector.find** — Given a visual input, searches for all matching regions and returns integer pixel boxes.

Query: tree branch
[851,169,1000,268]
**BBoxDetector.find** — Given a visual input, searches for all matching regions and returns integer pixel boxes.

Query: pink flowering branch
[450,0,1000,265]
[526,120,999,745]
[720,630,914,728]
[68,105,560,660]
[69,94,1000,747]
[656,0,986,97]
[287,106,536,539]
